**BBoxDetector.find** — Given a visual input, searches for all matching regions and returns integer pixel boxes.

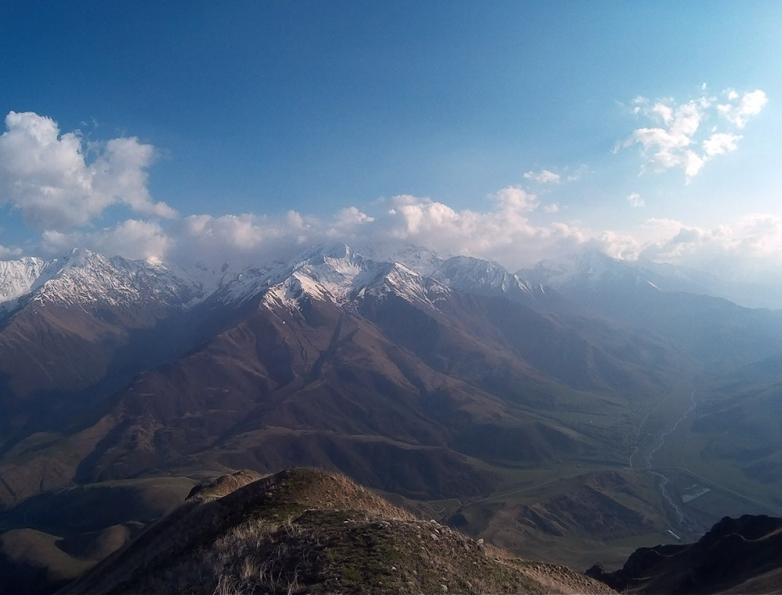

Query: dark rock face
[588,514,782,594]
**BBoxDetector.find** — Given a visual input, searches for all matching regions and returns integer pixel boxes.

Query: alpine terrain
[1,243,782,593]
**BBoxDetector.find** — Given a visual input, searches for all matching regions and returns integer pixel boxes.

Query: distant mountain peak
[519,248,662,293]
[434,254,545,303]
[0,250,201,312]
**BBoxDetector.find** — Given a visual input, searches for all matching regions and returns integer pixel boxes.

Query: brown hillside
[61,468,613,595]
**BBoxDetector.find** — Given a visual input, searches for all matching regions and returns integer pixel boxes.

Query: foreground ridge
[60,468,612,595]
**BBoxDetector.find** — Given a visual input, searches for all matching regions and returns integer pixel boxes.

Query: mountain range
[2,243,782,593]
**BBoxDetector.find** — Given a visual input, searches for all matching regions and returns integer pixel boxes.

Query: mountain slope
[587,514,782,594]
[518,248,782,370]
[62,468,613,595]
[4,242,774,591]
[67,246,693,501]
[0,248,201,402]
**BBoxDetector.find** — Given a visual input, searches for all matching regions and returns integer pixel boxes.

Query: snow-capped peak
[433,256,540,298]
[517,247,636,290]
[345,242,444,276]
[258,244,393,310]
[0,256,46,308]
[0,248,203,311]
[217,243,436,308]
[516,247,719,298]
[212,243,449,313]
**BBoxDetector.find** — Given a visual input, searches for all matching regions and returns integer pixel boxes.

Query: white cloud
[490,185,539,212]
[703,132,741,157]
[637,214,782,282]
[626,193,645,208]
[524,169,560,184]
[15,181,782,294]
[141,186,586,270]
[651,102,674,125]
[588,230,642,261]
[0,244,23,259]
[717,90,768,128]
[333,206,374,226]
[618,88,766,182]
[4,109,781,288]
[40,219,171,261]
[565,164,589,181]
[94,219,171,260]
[0,111,176,231]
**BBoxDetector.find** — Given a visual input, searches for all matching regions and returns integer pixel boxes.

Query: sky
[1,0,782,281]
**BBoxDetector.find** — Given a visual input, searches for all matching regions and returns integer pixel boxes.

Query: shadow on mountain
[587,514,782,594]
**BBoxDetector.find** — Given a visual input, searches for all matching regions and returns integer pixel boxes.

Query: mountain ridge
[2,242,782,593]
[60,468,613,595]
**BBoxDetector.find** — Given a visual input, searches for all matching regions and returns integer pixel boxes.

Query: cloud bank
[0,107,779,287]
[48,187,587,270]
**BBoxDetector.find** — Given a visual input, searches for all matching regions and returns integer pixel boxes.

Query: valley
[1,244,781,592]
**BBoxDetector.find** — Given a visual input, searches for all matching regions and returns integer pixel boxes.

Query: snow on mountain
[518,248,624,288]
[258,243,446,311]
[517,247,779,307]
[515,247,782,310]
[347,242,443,276]
[281,243,386,299]
[0,256,46,309]
[358,261,450,306]
[221,243,373,307]
[174,259,246,301]
[8,243,772,321]
[433,256,543,302]
[208,243,452,313]
[0,248,203,311]
[517,248,670,296]
[0,244,533,318]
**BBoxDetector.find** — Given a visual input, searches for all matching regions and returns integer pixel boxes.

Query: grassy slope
[61,468,613,595]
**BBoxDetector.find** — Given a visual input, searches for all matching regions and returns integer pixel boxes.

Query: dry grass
[61,468,614,595]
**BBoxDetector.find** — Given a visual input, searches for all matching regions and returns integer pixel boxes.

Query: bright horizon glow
[1,1,782,283]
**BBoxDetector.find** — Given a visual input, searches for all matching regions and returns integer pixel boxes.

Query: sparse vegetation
[59,468,612,595]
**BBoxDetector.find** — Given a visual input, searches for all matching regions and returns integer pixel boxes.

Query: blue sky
[1,1,781,276]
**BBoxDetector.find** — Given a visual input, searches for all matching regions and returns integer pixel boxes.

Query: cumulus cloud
[618,88,766,181]
[703,132,741,157]
[3,107,779,289]
[363,189,583,266]
[524,169,560,184]
[13,176,782,294]
[0,111,176,231]
[626,193,645,208]
[97,186,580,270]
[40,219,171,261]
[587,230,642,261]
[717,89,768,128]
[490,185,539,212]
